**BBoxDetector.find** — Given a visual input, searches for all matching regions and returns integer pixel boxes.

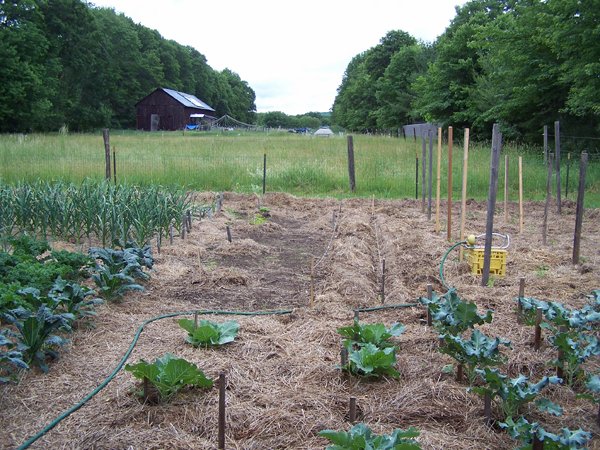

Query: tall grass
[0,131,598,206]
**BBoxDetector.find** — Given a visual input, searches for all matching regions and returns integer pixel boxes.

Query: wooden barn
[135,87,216,131]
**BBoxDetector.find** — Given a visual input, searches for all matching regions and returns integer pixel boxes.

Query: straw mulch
[1,193,598,449]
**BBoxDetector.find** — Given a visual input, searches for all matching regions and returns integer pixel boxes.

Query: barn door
[151,114,160,131]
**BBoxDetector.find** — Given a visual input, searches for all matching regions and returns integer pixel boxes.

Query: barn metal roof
[161,88,215,111]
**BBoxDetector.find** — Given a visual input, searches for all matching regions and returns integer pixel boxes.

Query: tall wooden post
[447,126,453,241]
[262,153,267,195]
[428,130,433,220]
[459,128,469,262]
[543,125,548,165]
[218,372,226,449]
[421,135,426,213]
[542,153,553,246]
[482,124,502,287]
[555,121,561,214]
[504,155,509,223]
[414,129,419,200]
[518,156,524,234]
[102,128,111,180]
[347,136,356,193]
[573,153,588,264]
[435,127,442,233]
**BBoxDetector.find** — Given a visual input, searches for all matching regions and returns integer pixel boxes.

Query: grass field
[1,130,598,206]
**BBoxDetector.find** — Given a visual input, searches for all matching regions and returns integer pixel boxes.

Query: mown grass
[0,130,598,206]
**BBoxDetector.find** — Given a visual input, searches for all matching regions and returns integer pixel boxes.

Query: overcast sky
[90,0,467,115]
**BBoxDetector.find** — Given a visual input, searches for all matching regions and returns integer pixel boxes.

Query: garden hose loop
[17,308,292,450]
[439,240,468,292]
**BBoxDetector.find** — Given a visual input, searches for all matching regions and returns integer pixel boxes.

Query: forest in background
[0,0,257,132]
[333,0,600,142]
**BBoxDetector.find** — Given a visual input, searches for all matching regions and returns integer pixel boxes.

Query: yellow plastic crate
[467,248,507,277]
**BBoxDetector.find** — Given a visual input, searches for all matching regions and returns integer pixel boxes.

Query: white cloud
[91,0,466,114]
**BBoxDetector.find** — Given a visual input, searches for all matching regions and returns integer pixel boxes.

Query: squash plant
[125,353,213,401]
[319,422,421,450]
[337,321,405,349]
[178,319,239,347]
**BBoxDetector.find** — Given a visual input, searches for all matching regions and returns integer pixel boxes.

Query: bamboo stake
[447,126,453,241]
[573,153,588,264]
[435,127,442,233]
[534,307,543,350]
[459,128,469,262]
[518,156,524,234]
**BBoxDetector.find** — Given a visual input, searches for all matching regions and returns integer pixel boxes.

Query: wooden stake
[534,307,543,350]
[340,345,348,368]
[542,153,553,246]
[447,126,453,241]
[421,136,426,213]
[456,364,464,382]
[262,153,267,195]
[518,156,524,234]
[573,153,588,264]
[181,216,186,239]
[565,152,571,199]
[380,258,386,304]
[226,225,232,243]
[483,392,492,425]
[428,130,433,220]
[426,283,433,327]
[459,128,469,262]
[347,136,356,193]
[504,154,509,224]
[349,397,357,423]
[555,121,562,214]
[517,277,525,324]
[532,433,544,450]
[169,223,174,244]
[218,372,226,450]
[435,127,442,233]
[102,128,111,180]
[309,257,315,307]
[113,147,117,184]
[482,125,502,287]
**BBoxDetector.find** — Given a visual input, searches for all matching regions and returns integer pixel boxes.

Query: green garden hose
[439,240,468,292]
[17,308,292,450]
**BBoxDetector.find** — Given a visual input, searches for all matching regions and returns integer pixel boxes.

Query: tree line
[0,0,257,132]
[332,0,599,143]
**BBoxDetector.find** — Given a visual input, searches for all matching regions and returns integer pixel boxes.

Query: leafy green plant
[2,305,74,372]
[178,319,239,347]
[548,331,599,387]
[343,342,400,379]
[440,329,511,385]
[0,331,29,383]
[473,368,563,419]
[337,321,405,349]
[500,416,591,450]
[48,277,102,319]
[319,422,421,450]
[90,265,144,301]
[419,289,492,334]
[124,353,213,401]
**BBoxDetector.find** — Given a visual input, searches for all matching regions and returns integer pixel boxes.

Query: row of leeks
[0,180,205,249]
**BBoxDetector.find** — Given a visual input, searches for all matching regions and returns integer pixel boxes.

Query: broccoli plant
[419,289,492,334]
[549,332,599,387]
[125,353,213,402]
[500,416,591,450]
[319,422,421,450]
[440,329,511,385]
[178,319,239,347]
[472,368,563,420]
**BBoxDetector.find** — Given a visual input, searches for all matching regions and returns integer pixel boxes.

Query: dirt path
[1,193,598,449]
